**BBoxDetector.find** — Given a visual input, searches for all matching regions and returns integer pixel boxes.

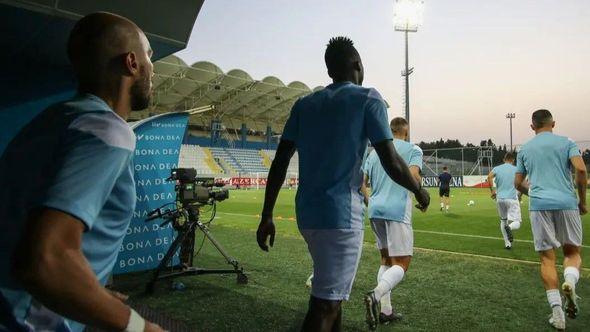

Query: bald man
[0,13,164,332]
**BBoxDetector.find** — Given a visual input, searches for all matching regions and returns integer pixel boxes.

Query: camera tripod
[145,204,248,294]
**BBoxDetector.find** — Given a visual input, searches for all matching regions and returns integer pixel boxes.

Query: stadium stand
[178,144,301,176]
[264,149,299,175]
[178,144,223,175]
[210,147,269,174]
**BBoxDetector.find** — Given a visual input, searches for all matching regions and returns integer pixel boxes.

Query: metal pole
[509,117,513,151]
[404,29,410,141]
[506,113,515,151]
[461,148,464,176]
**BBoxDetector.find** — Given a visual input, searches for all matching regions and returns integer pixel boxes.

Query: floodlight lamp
[393,0,424,32]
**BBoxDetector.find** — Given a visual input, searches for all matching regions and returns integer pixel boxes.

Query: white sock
[552,305,565,322]
[499,220,510,246]
[564,267,580,289]
[377,265,392,315]
[509,221,521,230]
[445,205,449,210]
[373,265,404,301]
[440,202,444,208]
[546,289,563,309]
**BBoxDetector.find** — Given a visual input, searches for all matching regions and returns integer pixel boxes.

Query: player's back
[364,139,422,222]
[517,132,579,210]
[282,82,392,229]
[492,163,518,200]
[439,172,452,188]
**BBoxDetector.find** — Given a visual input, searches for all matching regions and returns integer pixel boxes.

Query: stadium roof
[134,55,324,132]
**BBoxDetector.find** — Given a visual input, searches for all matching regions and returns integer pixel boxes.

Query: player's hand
[414,188,430,212]
[579,202,587,215]
[256,214,275,251]
[145,321,167,332]
[490,191,497,200]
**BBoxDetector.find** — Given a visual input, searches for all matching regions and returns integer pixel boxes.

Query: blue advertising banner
[113,112,189,274]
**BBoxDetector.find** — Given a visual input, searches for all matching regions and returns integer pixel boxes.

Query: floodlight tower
[393,0,424,141]
[506,112,516,151]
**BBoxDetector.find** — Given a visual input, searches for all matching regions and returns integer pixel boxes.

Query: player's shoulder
[339,85,385,102]
[540,132,572,144]
[362,87,385,103]
[65,96,135,152]
[411,143,423,155]
[553,133,577,146]
[394,139,420,152]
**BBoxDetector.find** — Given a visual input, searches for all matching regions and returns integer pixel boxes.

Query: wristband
[124,308,145,332]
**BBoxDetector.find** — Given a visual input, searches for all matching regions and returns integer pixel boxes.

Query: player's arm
[514,173,529,196]
[409,165,421,184]
[361,174,370,207]
[570,155,587,215]
[257,139,296,251]
[12,209,140,331]
[373,140,429,210]
[487,171,496,199]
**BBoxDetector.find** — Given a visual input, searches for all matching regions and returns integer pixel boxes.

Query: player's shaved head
[67,12,154,111]
[390,117,408,134]
[531,109,553,128]
[504,151,516,161]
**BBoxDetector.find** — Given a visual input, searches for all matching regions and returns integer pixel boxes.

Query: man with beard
[0,13,164,332]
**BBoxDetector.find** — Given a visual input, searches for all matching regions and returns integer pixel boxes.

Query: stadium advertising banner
[113,113,189,274]
[422,176,464,188]
[462,175,491,188]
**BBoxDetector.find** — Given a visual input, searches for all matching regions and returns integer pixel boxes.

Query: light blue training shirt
[516,132,581,211]
[492,163,518,200]
[281,82,393,230]
[0,94,136,332]
[363,139,423,223]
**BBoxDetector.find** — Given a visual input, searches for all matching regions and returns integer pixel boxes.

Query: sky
[175,0,590,147]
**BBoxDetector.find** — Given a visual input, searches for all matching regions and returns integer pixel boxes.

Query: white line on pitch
[413,247,590,273]
[217,212,590,273]
[217,212,590,249]
[413,229,590,249]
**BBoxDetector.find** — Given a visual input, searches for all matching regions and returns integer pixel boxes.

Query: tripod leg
[180,228,196,267]
[146,229,190,294]
[196,221,240,269]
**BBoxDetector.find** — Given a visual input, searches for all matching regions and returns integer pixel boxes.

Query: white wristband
[124,308,146,332]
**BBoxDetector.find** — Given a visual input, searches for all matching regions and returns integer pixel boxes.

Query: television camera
[144,168,247,293]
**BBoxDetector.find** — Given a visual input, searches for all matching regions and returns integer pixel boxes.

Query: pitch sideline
[216,211,590,273]
[217,211,589,249]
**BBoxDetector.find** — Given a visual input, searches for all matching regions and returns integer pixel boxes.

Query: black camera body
[170,168,229,205]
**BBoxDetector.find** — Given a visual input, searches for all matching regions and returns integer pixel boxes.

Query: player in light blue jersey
[361,117,425,328]
[0,13,164,332]
[515,109,587,330]
[487,152,522,249]
[256,37,430,332]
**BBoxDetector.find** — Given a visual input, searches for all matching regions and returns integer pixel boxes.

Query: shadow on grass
[114,272,304,332]
[442,212,462,219]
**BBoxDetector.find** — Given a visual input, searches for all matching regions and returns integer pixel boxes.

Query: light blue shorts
[300,228,364,301]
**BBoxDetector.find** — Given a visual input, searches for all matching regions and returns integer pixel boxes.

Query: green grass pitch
[115,188,590,331]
